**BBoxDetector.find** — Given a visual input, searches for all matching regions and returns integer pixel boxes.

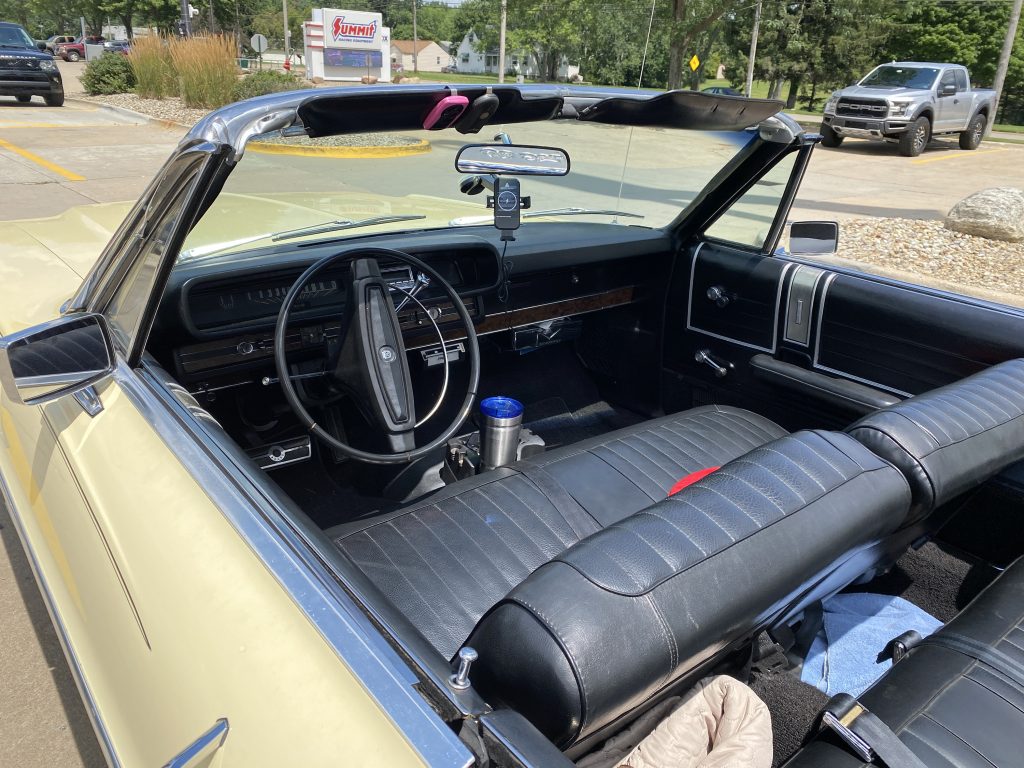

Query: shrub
[167,35,238,109]
[81,53,136,95]
[231,70,312,102]
[128,35,174,99]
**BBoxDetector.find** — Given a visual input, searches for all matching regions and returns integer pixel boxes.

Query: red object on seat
[668,467,719,496]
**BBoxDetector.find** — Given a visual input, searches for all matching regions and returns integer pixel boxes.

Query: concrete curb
[66,97,192,131]
[247,138,431,159]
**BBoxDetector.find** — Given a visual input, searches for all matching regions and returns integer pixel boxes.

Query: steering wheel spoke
[274,247,480,465]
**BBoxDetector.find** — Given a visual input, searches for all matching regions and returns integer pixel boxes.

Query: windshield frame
[859,65,940,90]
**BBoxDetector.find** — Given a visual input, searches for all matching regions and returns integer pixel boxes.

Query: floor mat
[800,593,941,698]
[748,669,828,768]
[853,540,998,622]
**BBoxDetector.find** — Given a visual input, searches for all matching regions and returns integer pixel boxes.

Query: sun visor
[297,86,563,138]
[575,90,783,131]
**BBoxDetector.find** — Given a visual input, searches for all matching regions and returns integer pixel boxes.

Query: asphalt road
[0,88,1023,768]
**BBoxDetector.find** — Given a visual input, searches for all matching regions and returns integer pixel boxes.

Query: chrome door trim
[117,359,474,768]
[0,469,122,768]
[163,718,228,768]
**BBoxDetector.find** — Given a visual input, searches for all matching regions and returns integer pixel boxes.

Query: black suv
[0,22,64,106]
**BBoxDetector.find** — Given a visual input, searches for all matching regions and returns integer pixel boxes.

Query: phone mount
[487,178,531,242]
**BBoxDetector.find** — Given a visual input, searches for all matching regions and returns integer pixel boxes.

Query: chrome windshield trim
[162,718,229,768]
[0,468,122,768]
[118,359,473,768]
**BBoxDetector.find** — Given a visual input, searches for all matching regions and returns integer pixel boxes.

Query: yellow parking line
[911,148,1007,165]
[0,136,84,181]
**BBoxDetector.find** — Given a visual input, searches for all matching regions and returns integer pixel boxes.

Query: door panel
[664,241,1024,432]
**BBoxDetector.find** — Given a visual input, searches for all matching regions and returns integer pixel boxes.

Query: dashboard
[151,225,674,387]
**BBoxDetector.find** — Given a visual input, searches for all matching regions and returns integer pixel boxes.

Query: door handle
[695,349,733,378]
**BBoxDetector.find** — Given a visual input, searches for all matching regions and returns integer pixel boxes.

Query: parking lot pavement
[0,98,183,221]
[790,136,1024,222]
[0,497,106,768]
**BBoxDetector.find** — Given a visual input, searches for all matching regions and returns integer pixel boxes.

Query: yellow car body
[0,195,477,767]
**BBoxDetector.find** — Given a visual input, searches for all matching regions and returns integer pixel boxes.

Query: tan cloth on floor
[577,676,772,768]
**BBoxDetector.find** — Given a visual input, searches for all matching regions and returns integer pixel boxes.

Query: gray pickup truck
[820,62,996,157]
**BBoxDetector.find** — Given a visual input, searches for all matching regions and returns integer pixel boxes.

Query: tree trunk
[786,75,802,109]
[767,77,784,100]
[121,15,134,39]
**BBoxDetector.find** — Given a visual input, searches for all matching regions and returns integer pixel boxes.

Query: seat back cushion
[849,358,1024,524]
[465,431,911,748]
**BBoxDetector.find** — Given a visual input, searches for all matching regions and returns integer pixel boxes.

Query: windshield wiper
[178,214,427,263]
[449,208,644,226]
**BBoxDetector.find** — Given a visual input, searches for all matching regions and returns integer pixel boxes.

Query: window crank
[706,285,730,308]
[695,349,733,378]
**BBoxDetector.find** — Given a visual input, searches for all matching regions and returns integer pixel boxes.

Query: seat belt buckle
[879,630,923,665]
[821,694,876,763]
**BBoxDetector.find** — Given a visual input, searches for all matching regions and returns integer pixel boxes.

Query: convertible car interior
[132,86,1024,766]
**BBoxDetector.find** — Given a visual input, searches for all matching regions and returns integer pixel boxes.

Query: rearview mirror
[788,221,839,256]
[455,144,570,176]
[0,314,114,405]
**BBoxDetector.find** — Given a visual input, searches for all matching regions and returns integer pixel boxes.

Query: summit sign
[323,9,383,50]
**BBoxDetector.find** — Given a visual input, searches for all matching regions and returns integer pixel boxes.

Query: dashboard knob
[236,341,255,355]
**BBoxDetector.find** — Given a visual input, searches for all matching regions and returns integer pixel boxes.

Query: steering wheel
[274,247,480,465]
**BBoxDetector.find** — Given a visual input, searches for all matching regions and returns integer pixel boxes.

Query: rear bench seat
[786,556,1024,768]
[466,430,911,750]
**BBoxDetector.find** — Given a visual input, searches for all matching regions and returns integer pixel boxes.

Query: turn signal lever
[695,349,733,378]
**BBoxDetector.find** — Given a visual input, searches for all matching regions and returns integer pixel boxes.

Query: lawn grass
[412,71,535,84]
[994,123,1024,133]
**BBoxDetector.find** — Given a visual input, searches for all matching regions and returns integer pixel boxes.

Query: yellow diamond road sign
[689,55,700,72]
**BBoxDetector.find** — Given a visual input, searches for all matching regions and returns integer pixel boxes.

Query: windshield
[181,121,757,261]
[0,25,35,49]
[860,66,939,90]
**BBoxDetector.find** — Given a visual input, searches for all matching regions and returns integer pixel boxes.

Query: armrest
[750,354,901,414]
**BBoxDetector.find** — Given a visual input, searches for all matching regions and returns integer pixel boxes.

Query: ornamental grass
[127,35,174,99]
[167,35,238,109]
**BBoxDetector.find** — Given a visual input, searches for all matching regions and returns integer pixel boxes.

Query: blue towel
[800,593,942,697]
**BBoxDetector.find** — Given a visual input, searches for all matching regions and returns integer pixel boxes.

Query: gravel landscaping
[75,92,210,126]
[250,133,424,148]
[820,217,1024,308]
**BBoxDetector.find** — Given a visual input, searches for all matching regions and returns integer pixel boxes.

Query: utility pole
[745,0,762,98]
[498,0,507,83]
[282,0,289,59]
[178,0,190,36]
[991,0,1023,132]
[208,0,215,33]
[412,0,418,73]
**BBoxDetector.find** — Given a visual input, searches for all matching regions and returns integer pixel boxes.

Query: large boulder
[945,187,1024,243]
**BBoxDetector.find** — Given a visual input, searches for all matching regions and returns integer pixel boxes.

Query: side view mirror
[940,83,957,97]
[0,314,114,405]
[37,41,48,51]
[788,220,839,256]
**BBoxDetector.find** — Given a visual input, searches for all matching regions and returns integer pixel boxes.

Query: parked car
[56,34,104,62]
[441,63,458,73]
[820,61,997,156]
[0,21,64,106]
[103,39,130,55]
[44,33,75,53]
[702,85,742,96]
[3,84,1024,768]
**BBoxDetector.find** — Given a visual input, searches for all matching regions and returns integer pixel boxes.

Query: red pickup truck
[56,35,104,62]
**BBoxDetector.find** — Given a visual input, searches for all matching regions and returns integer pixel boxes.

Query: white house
[390,40,450,73]
[454,29,579,81]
